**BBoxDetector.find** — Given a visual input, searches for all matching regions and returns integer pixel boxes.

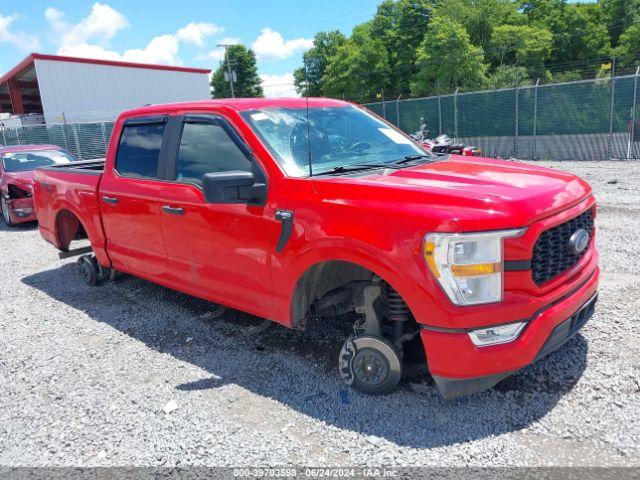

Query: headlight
[423,229,525,306]
[8,184,32,198]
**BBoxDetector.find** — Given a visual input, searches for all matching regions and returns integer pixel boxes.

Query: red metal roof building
[0,53,211,124]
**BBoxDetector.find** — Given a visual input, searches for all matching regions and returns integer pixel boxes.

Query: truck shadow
[22,263,589,449]
[0,221,38,232]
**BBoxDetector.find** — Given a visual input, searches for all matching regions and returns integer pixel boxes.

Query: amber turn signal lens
[423,241,440,278]
[450,262,501,277]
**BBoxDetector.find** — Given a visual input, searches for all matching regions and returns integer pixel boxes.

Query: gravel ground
[0,160,638,468]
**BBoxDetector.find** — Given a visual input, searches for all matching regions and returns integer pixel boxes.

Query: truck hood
[3,170,35,184]
[312,156,592,231]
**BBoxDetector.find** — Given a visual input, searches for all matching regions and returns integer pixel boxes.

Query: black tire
[77,255,100,286]
[339,335,402,395]
[1,196,14,227]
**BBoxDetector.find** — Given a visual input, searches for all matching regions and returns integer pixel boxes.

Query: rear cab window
[115,122,165,178]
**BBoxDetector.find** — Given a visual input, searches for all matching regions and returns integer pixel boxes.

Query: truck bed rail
[37,159,105,175]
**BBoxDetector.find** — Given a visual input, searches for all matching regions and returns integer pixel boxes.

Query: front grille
[531,209,594,285]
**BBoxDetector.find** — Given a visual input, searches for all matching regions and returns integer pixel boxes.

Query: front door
[159,114,276,318]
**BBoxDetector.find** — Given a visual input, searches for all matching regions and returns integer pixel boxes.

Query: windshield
[1,150,75,173]
[241,105,428,177]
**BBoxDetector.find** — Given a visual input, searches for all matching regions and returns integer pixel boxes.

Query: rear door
[158,113,276,318]
[99,116,172,277]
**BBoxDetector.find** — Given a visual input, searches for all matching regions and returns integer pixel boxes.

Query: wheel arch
[290,260,374,329]
[287,249,419,330]
[50,199,110,267]
[54,207,88,251]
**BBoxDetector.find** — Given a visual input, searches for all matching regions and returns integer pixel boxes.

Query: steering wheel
[347,141,372,153]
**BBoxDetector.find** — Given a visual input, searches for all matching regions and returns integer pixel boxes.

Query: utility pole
[218,44,236,98]
[533,78,540,160]
[628,66,640,159]
[608,56,616,159]
[514,70,520,158]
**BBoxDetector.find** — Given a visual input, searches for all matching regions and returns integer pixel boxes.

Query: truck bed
[33,160,105,252]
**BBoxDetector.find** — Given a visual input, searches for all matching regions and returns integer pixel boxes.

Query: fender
[49,194,110,267]
[271,237,436,328]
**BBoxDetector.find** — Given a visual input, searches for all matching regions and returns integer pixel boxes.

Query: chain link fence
[365,72,640,161]
[0,120,115,160]
[2,74,640,162]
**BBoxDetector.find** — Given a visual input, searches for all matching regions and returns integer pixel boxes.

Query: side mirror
[203,171,267,206]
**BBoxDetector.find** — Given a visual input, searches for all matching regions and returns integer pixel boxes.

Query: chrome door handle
[102,196,119,204]
[162,205,184,215]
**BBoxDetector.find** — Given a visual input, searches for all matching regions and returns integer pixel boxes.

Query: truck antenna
[305,66,313,177]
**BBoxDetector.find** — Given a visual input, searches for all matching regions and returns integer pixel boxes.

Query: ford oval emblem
[568,228,590,255]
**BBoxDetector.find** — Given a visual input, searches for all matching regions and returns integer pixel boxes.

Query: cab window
[176,122,252,186]
[115,123,165,178]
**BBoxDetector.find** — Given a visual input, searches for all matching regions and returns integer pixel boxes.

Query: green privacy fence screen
[365,73,640,161]
[2,75,639,162]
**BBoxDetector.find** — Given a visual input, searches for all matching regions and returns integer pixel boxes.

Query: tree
[485,65,530,89]
[558,4,611,64]
[517,0,573,67]
[600,0,640,47]
[210,45,263,98]
[322,23,391,102]
[370,0,433,96]
[489,24,553,78]
[411,15,487,96]
[540,3,610,78]
[615,24,640,68]
[293,0,632,100]
[519,0,611,74]
[293,30,346,96]
[551,70,583,83]
[435,0,522,56]
[517,0,564,23]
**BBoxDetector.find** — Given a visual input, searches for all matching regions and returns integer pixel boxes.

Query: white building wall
[34,59,211,124]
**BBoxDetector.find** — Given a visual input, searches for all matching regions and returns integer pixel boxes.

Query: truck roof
[120,97,353,118]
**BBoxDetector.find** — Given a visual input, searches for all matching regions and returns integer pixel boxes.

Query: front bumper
[421,266,599,399]
[6,197,36,224]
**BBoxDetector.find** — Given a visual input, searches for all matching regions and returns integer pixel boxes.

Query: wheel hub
[353,349,389,386]
[338,335,402,394]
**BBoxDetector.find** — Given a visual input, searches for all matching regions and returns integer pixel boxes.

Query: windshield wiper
[313,163,402,176]
[393,154,434,165]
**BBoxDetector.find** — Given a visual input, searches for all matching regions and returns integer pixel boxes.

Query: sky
[0,0,380,97]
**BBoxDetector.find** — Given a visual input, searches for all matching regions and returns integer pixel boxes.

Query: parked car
[33,98,598,398]
[0,145,76,226]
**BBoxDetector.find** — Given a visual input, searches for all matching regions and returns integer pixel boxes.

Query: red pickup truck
[33,98,599,398]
